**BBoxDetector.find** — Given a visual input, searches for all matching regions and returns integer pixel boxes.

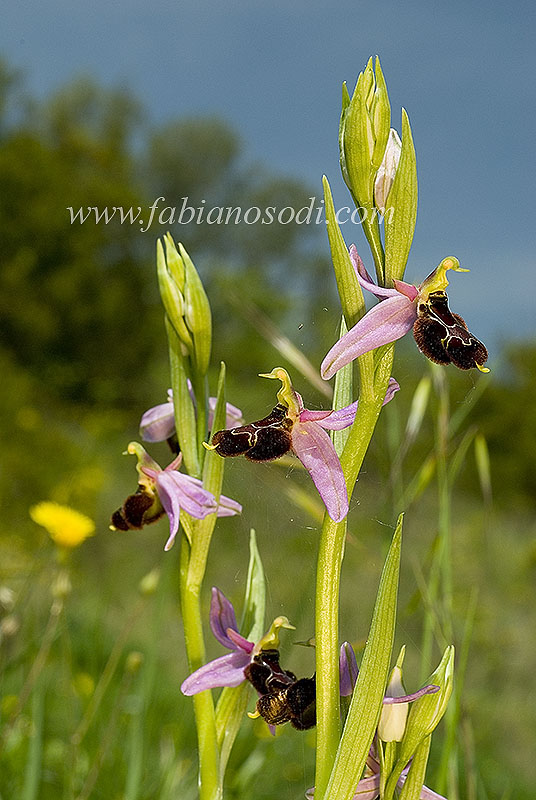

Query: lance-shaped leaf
[323,176,365,329]
[384,109,418,285]
[323,515,403,800]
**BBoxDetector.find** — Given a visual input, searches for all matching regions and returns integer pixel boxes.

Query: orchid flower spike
[139,387,243,444]
[181,587,294,696]
[321,246,489,379]
[110,443,241,551]
[205,368,399,523]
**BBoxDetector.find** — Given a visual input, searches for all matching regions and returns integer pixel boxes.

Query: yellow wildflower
[29,502,95,548]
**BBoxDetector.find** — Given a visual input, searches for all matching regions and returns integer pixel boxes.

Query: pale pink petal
[349,244,399,299]
[393,279,419,301]
[382,684,439,704]
[291,421,348,522]
[216,493,243,517]
[210,587,240,649]
[158,472,217,519]
[303,378,400,430]
[298,408,334,423]
[226,628,255,654]
[156,471,218,550]
[180,650,251,695]
[321,295,417,380]
[139,401,175,442]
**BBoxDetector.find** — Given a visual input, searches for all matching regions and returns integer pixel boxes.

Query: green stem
[180,533,221,800]
[362,216,385,285]
[314,351,393,799]
[191,370,208,468]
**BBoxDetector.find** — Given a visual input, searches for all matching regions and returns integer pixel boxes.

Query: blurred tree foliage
[0,58,333,411]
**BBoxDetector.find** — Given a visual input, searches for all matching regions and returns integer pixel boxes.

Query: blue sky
[2,0,535,349]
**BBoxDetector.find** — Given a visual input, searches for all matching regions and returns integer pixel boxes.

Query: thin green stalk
[362,215,385,284]
[22,679,45,800]
[191,370,208,468]
[179,534,220,800]
[314,351,394,799]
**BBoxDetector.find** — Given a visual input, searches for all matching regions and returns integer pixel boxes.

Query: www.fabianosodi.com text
[67,196,393,232]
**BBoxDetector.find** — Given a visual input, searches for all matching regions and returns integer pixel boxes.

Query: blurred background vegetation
[1,58,535,800]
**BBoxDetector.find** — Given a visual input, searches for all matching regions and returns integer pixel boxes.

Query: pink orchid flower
[181,587,295,696]
[206,368,399,523]
[321,246,489,380]
[110,443,241,551]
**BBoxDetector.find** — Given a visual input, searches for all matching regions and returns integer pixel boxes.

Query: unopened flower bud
[398,645,454,763]
[157,237,192,351]
[378,664,408,742]
[341,57,391,208]
[374,128,402,210]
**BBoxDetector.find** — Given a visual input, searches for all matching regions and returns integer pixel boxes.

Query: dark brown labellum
[244,649,296,694]
[413,291,488,371]
[110,486,164,531]
[210,404,293,462]
[244,648,316,731]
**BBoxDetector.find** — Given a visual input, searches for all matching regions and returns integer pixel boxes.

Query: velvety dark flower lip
[110,443,241,551]
[206,367,399,523]
[321,246,489,379]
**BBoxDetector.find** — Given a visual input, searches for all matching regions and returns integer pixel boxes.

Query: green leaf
[324,515,403,800]
[384,108,418,285]
[322,176,365,329]
[398,735,432,800]
[201,361,227,499]
[215,683,250,782]
[345,72,373,208]
[371,57,391,170]
[240,529,266,643]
